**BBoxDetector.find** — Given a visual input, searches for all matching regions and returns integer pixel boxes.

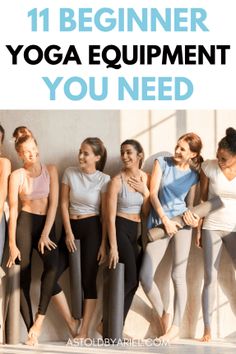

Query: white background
[0,0,235,109]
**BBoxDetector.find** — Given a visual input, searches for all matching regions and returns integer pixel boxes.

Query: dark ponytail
[0,124,5,143]
[218,127,236,155]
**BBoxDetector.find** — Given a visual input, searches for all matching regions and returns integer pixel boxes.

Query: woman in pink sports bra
[6,127,78,345]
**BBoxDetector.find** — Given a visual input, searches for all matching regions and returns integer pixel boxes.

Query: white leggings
[202,229,236,328]
[140,227,192,326]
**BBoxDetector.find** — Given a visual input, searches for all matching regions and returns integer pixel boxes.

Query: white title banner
[0,0,235,109]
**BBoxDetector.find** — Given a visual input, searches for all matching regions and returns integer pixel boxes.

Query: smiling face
[120,144,142,169]
[174,139,197,165]
[18,138,39,164]
[78,143,100,172]
[217,148,236,170]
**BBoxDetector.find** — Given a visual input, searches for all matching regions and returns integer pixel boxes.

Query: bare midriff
[69,213,98,220]
[21,197,48,215]
[116,212,141,223]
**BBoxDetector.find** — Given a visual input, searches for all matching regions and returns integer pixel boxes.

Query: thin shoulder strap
[19,169,24,186]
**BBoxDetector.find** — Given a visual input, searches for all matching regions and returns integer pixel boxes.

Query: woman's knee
[171,268,186,286]
[139,268,152,294]
[204,268,217,286]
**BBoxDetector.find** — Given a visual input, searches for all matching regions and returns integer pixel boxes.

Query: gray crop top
[117,174,144,214]
[62,167,110,215]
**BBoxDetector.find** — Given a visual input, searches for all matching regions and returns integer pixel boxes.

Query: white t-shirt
[202,159,236,232]
[62,167,110,216]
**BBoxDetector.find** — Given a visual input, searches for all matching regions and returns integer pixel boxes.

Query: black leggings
[16,211,59,330]
[54,216,102,299]
[116,216,141,321]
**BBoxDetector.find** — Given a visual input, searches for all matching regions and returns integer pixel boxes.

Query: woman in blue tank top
[107,139,150,327]
[140,133,202,341]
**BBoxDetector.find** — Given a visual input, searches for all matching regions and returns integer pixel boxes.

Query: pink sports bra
[19,164,50,201]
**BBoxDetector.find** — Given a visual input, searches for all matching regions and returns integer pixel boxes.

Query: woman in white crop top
[6,127,61,346]
[198,127,236,342]
[60,137,110,340]
[107,139,149,328]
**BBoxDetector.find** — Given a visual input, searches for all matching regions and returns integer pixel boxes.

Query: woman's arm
[38,165,59,254]
[200,169,209,202]
[7,171,21,267]
[183,183,200,228]
[195,169,209,248]
[97,192,107,265]
[140,172,150,217]
[61,182,76,252]
[107,176,120,269]
[150,160,182,236]
[0,158,11,222]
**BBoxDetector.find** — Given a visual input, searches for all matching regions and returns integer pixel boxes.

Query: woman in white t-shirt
[198,127,236,342]
[60,137,110,340]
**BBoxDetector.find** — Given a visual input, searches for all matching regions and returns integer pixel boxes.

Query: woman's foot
[151,312,164,336]
[68,318,81,337]
[159,325,179,341]
[25,313,44,346]
[199,328,211,342]
[73,333,88,341]
[161,312,170,334]
[96,321,103,336]
[25,326,40,346]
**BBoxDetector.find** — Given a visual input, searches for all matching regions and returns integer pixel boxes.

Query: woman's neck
[123,167,140,177]
[172,158,190,171]
[81,167,97,174]
[23,161,41,172]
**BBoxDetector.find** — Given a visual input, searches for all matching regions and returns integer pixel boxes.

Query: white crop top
[62,167,110,215]
[202,160,236,232]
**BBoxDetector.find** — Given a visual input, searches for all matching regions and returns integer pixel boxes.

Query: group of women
[0,123,236,345]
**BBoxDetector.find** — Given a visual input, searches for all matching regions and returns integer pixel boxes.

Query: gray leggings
[0,214,6,265]
[202,229,236,328]
[140,227,192,326]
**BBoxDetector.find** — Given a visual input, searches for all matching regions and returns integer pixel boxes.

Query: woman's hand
[65,232,77,253]
[38,235,57,254]
[127,176,149,196]
[97,244,107,265]
[162,216,182,237]
[109,247,119,269]
[183,210,200,228]
[7,244,21,268]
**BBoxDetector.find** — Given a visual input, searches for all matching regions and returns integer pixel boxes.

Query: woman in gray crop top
[6,127,76,346]
[60,137,109,340]
[107,139,150,327]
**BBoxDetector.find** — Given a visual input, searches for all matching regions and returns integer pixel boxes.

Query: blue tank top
[148,156,199,228]
[117,174,144,214]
